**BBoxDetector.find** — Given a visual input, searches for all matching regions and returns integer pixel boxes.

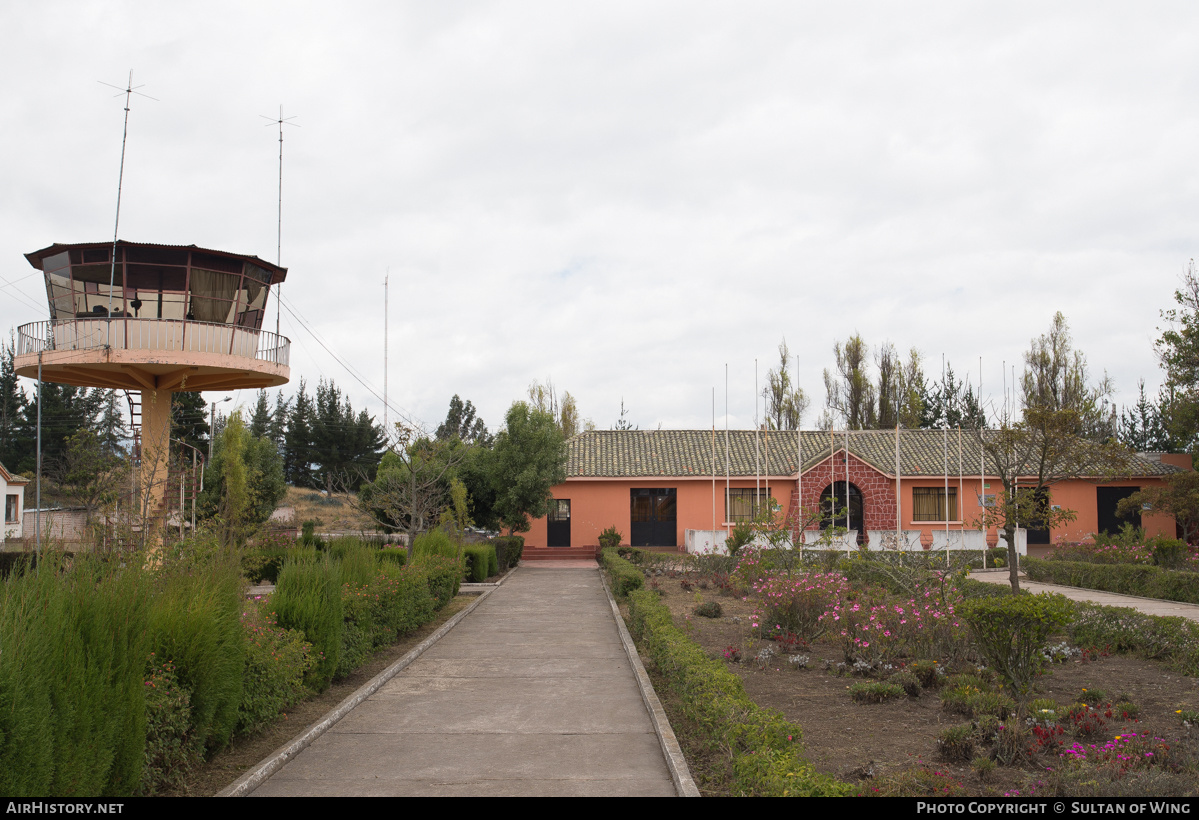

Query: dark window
[4,495,17,524]
[913,488,957,521]
[1097,486,1142,537]
[725,489,773,522]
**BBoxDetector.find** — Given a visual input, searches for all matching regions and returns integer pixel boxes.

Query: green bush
[147,559,246,755]
[491,536,524,568]
[379,547,407,567]
[625,588,849,796]
[908,660,945,689]
[937,724,975,763]
[959,592,1074,695]
[1026,558,1199,605]
[273,553,344,692]
[694,601,723,618]
[237,602,313,735]
[370,562,436,641]
[601,548,644,598]
[415,554,461,608]
[598,526,623,549]
[848,681,905,704]
[412,529,460,561]
[0,554,151,797]
[463,545,499,582]
[139,657,203,796]
[1067,602,1199,675]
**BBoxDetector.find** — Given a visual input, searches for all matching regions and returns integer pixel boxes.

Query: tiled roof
[565,429,1184,479]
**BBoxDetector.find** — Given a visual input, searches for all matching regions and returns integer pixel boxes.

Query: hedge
[600,548,644,598]
[1024,558,1199,605]
[623,587,849,796]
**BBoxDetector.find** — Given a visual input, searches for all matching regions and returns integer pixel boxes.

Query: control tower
[13,240,290,531]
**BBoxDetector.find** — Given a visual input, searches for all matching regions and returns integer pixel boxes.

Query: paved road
[245,564,680,797]
[969,569,1199,623]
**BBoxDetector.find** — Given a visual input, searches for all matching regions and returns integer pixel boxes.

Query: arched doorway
[819,482,864,539]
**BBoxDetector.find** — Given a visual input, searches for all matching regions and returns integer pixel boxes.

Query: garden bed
[622,553,1199,796]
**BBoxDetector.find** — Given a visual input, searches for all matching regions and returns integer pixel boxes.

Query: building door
[819,482,863,537]
[1097,487,1141,537]
[1025,488,1051,545]
[630,488,677,547]
[547,499,571,547]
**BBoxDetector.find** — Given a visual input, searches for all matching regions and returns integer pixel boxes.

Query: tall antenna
[384,268,389,431]
[260,105,299,338]
[98,70,157,320]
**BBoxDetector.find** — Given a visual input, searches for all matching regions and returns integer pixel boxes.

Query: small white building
[1,461,29,544]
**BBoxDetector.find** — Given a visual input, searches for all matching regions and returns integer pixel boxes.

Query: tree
[1116,472,1199,545]
[921,363,987,430]
[613,399,637,431]
[435,395,491,446]
[196,411,286,547]
[170,392,210,454]
[0,335,29,469]
[489,402,567,534]
[49,428,129,524]
[1156,260,1199,454]
[527,378,585,439]
[823,335,876,429]
[283,379,314,487]
[1117,380,1177,453]
[356,424,466,547]
[764,338,808,430]
[979,313,1132,593]
[249,390,272,439]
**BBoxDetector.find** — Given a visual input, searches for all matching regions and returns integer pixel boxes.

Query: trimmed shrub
[415,554,461,608]
[694,601,723,618]
[908,660,945,689]
[1026,557,1199,604]
[625,588,849,796]
[959,592,1074,694]
[463,545,499,582]
[598,526,623,549]
[492,535,524,568]
[413,529,460,561]
[601,548,644,598]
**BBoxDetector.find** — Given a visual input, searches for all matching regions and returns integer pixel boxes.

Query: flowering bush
[140,656,203,796]
[238,601,314,736]
[750,571,849,645]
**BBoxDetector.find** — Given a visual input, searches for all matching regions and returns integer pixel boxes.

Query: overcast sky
[2,2,1196,437]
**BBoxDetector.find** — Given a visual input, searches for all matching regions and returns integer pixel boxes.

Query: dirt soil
[644,571,1199,794]
[274,486,384,535]
[174,593,477,797]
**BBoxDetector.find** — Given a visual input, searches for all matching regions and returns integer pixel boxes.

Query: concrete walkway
[968,569,1199,623]
[242,564,681,797]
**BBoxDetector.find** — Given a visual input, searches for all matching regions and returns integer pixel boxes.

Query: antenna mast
[261,105,299,338]
[99,70,157,320]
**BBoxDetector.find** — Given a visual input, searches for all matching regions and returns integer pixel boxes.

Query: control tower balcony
[12,241,290,392]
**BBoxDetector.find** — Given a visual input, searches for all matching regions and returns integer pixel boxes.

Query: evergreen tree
[435,395,491,445]
[0,336,29,469]
[16,383,104,474]
[170,392,210,453]
[249,390,272,439]
[270,392,290,450]
[1118,379,1176,452]
[96,391,129,455]
[921,364,987,429]
[284,379,314,487]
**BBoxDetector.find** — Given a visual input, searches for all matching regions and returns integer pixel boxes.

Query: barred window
[726,489,773,523]
[912,487,957,522]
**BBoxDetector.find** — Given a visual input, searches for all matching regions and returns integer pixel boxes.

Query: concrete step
[522,547,599,560]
